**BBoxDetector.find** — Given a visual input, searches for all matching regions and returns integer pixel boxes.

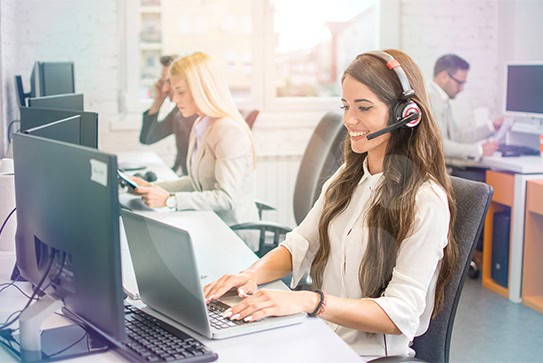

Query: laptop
[121,209,306,339]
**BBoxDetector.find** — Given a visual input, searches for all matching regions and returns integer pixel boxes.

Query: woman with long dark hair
[204,49,458,358]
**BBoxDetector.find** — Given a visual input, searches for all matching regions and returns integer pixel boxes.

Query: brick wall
[0,0,127,155]
[401,0,500,123]
[0,0,18,155]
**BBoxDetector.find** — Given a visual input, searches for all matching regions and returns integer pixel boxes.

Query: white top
[281,160,450,357]
[427,82,494,161]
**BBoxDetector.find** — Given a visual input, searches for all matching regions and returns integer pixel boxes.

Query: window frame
[120,0,399,117]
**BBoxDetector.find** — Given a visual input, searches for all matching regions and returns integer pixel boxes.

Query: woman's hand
[203,272,257,303]
[223,289,319,322]
[131,183,169,208]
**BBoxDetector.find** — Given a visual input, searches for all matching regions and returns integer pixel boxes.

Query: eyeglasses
[447,72,467,86]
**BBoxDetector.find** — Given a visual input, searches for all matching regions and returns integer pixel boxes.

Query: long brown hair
[310,49,458,315]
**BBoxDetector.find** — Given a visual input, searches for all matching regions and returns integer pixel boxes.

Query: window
[123,0,392,115]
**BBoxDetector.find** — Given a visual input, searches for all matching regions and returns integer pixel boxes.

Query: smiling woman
[203,49,459,359]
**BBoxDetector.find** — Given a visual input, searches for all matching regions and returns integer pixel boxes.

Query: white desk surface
[0,210,362,362]
[116,150,178,181]
[447,155,543,174]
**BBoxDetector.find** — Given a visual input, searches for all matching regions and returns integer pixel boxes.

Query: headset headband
[364,51,415,99]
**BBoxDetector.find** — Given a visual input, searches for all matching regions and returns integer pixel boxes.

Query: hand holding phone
[117,170,138,190]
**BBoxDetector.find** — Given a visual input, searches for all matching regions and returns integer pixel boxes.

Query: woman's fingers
[204,274,250,302]
[226,290,281,321]
[237,279,257,297]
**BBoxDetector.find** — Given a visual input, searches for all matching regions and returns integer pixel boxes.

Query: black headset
[363,51,422,140]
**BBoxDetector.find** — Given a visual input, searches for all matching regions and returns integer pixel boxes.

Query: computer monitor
[11,132,126,360]
[504,63,543,118]
[23,115,81,145]
[27,93,84,111]
[30,61,75,98]
[19,106,98,148]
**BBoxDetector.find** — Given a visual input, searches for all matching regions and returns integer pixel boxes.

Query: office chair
[240,109,260,130]
[370,176,493,363]
[230,111,346,257]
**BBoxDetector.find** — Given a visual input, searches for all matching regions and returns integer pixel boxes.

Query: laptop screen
[121,210,212,338]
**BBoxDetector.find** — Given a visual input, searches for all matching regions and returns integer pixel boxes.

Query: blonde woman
[132,52,259,250]
[204,50,458,358]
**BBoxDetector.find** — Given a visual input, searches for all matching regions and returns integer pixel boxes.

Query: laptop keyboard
[123,305,217,362]
[207,300,251,330]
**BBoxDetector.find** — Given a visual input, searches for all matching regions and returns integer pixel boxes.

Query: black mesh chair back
[411,177,493,362]
[293,111,346,225]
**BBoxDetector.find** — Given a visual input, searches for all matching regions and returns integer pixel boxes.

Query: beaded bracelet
[308,289,325,317]
[317,290,327,317]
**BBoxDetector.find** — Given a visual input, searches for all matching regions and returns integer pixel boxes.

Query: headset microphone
[366,112,420,140]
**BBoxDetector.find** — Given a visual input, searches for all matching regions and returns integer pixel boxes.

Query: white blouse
[280,159,450,358]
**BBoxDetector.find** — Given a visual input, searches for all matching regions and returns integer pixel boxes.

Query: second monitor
[20,106,98,148]
[27,93,84,111]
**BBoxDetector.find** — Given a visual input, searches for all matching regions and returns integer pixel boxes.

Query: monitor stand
[10,295,109,362]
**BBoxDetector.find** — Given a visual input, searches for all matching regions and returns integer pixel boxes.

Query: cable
[7,120,20,144]
[0,207,16,239]
[0,282,34,300]
[47,331,88,358]
[0,250,56,332]
[39,252,67,293]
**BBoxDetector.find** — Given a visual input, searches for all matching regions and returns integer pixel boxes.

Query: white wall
[1,0,541,226]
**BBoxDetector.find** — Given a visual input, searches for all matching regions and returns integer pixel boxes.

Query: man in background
[140,55,197,175]
[428,54,503,163]
[428,54,505,278]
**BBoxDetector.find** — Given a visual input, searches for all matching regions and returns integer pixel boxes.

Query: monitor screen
[505,63,543,117]
[23,115,81,145]
[12,133,126,352]
[30,61,75,98]
[27,93,84,111]
[20,106,98,148]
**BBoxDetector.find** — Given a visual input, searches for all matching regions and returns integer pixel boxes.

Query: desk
[0,151,362,362]
[447,154,543,174]
[116,151,178,181]
[449,155,543,303]
[1,251,361,363]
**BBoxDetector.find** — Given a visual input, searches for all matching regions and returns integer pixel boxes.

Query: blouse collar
[358,157,384,186]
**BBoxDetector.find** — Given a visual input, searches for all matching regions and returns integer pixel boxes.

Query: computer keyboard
[207,300,250,330]
[498,144,540,156]
[122,305,218,362]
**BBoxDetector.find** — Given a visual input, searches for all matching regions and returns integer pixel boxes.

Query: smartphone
[117,170,138,190]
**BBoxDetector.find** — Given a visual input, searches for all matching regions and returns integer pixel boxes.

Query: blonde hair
[170,52,256,166]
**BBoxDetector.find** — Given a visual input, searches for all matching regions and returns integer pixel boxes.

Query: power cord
[0,207,16,239]
[0,281,34,300]
[0,250,57,332]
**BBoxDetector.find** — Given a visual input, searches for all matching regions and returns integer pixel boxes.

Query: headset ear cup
[401,101,422,128]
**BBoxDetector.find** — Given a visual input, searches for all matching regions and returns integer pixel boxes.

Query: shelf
[523,296,543,315]
[139,6,161,13]
[139,43,162,50]
[522,180,543,314]
[482,170,514,299]
[482,276,509,299]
